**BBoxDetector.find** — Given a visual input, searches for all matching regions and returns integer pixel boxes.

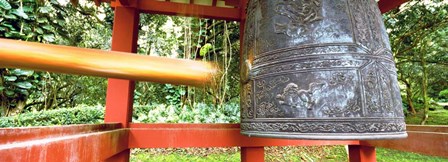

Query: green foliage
[385,0,448,120]
[439,89,448,99]
[0,0,11,10]
[135,16,241,110]
[0,105,104,127]
[133,103,240,123]
[0,102,240,128]
[0,0,67,42]
[406,109,448,125]
[131,149,240,162]
[377,148,447,162]
[131,147,447,162]
[0,0,112,116]
[199,43,212,56]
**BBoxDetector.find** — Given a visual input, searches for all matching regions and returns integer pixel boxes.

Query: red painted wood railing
[1,123,446,161]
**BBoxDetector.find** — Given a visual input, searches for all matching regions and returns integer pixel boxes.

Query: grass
[130,148,240,162]
[377,148,447,162]
[131,152,240,162]
[131,147,447,162]
[406,109,448,125]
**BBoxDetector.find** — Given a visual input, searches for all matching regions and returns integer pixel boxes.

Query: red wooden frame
[128,123,359,148]
[0,1,419,162]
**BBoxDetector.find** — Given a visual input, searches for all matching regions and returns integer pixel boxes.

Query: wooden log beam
[128,123,359,148]
[0,38,216,87]
[0,124,128,161]
[362,131,448,158]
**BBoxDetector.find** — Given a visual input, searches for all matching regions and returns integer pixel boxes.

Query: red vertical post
[348,145,376,162]
[241,147,265,162]
[104,6,139,162]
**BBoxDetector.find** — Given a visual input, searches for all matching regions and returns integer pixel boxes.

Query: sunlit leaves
[3,76,17,82]
[12,7,28,19]
[199,43,212,56]
[0,0,11,10]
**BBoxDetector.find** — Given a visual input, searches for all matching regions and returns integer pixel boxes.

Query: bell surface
[240,0,407,140]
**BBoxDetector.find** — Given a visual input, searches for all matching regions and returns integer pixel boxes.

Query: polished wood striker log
[0,38,215,87]
[240,0,407,139]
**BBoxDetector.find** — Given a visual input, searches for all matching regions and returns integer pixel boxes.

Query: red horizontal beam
[112,0,241,21]
[407,125,448,133]
[225,0,239,7]
[0,123,121,145]
[362,131,448,158]
[379,0,408,13]
[128,123,359,148]
[104,0,405,22]
[0,128,128,161]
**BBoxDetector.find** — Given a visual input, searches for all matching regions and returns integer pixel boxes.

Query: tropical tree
[0,0,111,116]
[384,0,448,123]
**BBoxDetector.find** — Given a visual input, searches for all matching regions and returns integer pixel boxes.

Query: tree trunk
[420,47,429,125]
[7,100,26,116]
[0,69,9,117]
[404,81,417,115]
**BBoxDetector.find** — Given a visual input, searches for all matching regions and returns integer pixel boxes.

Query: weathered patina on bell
[240,0,407,140]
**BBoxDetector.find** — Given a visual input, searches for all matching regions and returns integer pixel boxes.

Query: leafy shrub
[133,103,240,123]
[0,103,241,127]
[0,105,104,127]
[439,89,448,100]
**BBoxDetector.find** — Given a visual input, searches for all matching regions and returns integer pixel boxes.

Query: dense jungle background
[0,0,447,161]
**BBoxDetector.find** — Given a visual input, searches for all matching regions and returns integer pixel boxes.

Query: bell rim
[240,131,408,140]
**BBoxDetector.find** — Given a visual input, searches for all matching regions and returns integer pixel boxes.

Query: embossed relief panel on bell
[254,0,354,54]
[252,70,362,119]
[240,0,407,139]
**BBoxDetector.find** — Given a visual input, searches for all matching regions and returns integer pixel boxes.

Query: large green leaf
[43,34,55,42]
[35,27,44,34]
[3,13,17,20]
[14,82,33,89]
[11,69,34,76]
[17,89,29,95]
[5,90,15,97]
[37,17,48,24]
[0,0,11,10]
[4,76,17,82]
[39,6,52,14]
[42,24,53,31]
[200,43,212,56]
[12,8,28,19]
[1,23,14,30]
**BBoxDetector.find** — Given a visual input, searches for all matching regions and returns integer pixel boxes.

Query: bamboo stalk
[0,38,216,87]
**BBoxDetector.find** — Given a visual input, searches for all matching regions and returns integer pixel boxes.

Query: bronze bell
[240,0,407,140]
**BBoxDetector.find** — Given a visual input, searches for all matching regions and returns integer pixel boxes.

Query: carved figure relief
[276,82,325,117]
[274,0,323,37]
